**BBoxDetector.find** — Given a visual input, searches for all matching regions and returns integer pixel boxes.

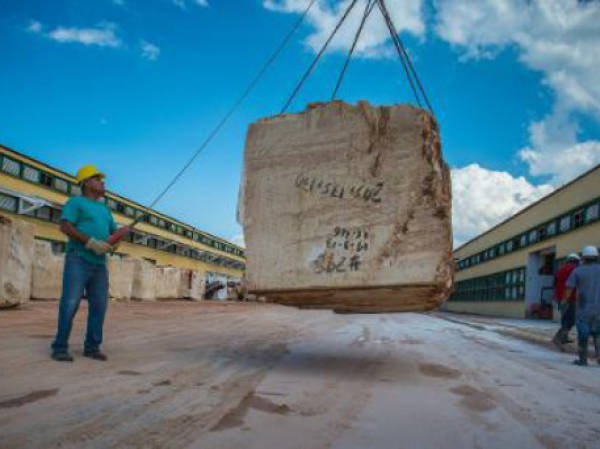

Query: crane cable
[145,0,318,214]
[331,0,377,100]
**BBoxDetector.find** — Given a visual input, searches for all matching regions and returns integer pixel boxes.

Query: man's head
[581,245,599,264]
[567,253,581,265]
[76,165,106,198]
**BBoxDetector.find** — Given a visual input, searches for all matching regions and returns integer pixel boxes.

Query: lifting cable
[280,0,361,114]
[283,0,435,117]
[331,0,377,100]
[144,0,318,214]
[376,0,434,116]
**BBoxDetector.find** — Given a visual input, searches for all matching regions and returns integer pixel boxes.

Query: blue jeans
[51,251,109,354]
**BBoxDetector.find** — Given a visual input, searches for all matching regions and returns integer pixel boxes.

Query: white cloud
[140,40,160,60]
[173,0,186,9]
[435,0,600,183]
[48,22,122,47]
[27,20,42,33]
[195,0,209,7]
[263,0,424,58]
[231,233,245,248]
[451,164,553,247]
[113,0,125,6]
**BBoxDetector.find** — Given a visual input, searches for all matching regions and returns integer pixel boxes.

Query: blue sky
[1,0,599,246]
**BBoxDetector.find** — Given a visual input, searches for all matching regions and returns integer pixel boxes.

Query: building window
[150,215,158,225]
[573,209,584,228]
[158,219,166,228]
[22,166,40,183]
[36,206,51,221]
[559,215,571,233]
[0,193,17,212]
[125,206,135,217]
[54,178,69,193]
[37,172,52,187]
[506,240,514,252]
[107,199,118,210]
[585,204,599,223]
[71,184,82,196]
[1,157,20,176]
[546,221,556,236]
[50,208,62,223]
[116,203,125,214]
[519,234,527,247]
[528,229,538,244]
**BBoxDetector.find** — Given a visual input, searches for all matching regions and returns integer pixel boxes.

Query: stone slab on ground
[155,267,181,299]
[108,257,136,300]
[130,259,157,301]
[31,240,64,300]
[0,215,34,308]
[241,101,453,312]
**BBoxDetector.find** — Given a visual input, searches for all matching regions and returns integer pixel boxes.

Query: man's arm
[60,220,90,244]
[563,287,574,301]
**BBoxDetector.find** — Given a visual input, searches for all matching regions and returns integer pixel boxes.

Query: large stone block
[31,240,64,300]
[0,215,34,308]
[108,256,135,300]
[131,259,157,301]
[155,267,181,300]
[176,269,206,300]
[241,101,453,313]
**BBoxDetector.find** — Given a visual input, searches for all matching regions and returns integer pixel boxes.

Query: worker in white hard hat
[564,245,600,366]
[551,252,580,348]
[51,165,131,362]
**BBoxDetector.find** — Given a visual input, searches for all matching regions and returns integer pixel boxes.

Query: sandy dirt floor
[1,301,600,449]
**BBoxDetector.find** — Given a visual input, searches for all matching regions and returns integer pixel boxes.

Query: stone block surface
[31,240,64,300]
[241,101,453,312]
[0,215,34,308]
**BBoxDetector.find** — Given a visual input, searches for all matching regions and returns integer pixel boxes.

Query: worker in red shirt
[552,253,580,347]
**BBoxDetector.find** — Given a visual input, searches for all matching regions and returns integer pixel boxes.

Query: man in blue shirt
[51,165,130,362]
[565,245,600,366]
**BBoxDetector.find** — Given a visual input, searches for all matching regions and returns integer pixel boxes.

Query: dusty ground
[1,301,600,449]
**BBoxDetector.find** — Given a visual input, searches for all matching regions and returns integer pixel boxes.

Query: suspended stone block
[240,101,453,313]
[31,240,64,300]
[0,215,34,308]
[108,256,135,301]
[131,259,157,301]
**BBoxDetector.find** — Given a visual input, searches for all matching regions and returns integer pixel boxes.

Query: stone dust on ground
[1,301,600,449]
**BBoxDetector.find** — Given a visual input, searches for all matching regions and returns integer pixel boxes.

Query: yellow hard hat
[76,165,105,184]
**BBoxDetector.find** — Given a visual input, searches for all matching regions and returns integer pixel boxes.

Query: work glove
[85,238,112,256]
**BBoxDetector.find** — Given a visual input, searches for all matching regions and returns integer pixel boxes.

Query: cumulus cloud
[27,20,42,33]
[230,233,245,248]
[451,164,554,247]
[47,22,122,47]
[263,0,424,58]
[173,0,208,9]
[435,0,600,183]
[140,40,160,60]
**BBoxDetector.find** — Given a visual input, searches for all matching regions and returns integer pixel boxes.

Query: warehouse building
[445,164,600,318]
[0,144,245,288]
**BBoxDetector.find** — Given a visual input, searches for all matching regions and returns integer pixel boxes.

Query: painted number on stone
[294,173,383,204]
[312,226,371,274]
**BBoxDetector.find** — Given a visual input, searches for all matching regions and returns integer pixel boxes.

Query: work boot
[552,329,565,350]
[51,352,74,362]
[573,340,588,366]
[83,351,108,361]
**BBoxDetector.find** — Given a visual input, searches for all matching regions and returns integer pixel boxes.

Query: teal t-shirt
[61,196,117,265]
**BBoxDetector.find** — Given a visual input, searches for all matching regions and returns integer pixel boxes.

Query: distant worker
[552,253,580,348]
[565,245,600,366]
[51,165,130,362]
